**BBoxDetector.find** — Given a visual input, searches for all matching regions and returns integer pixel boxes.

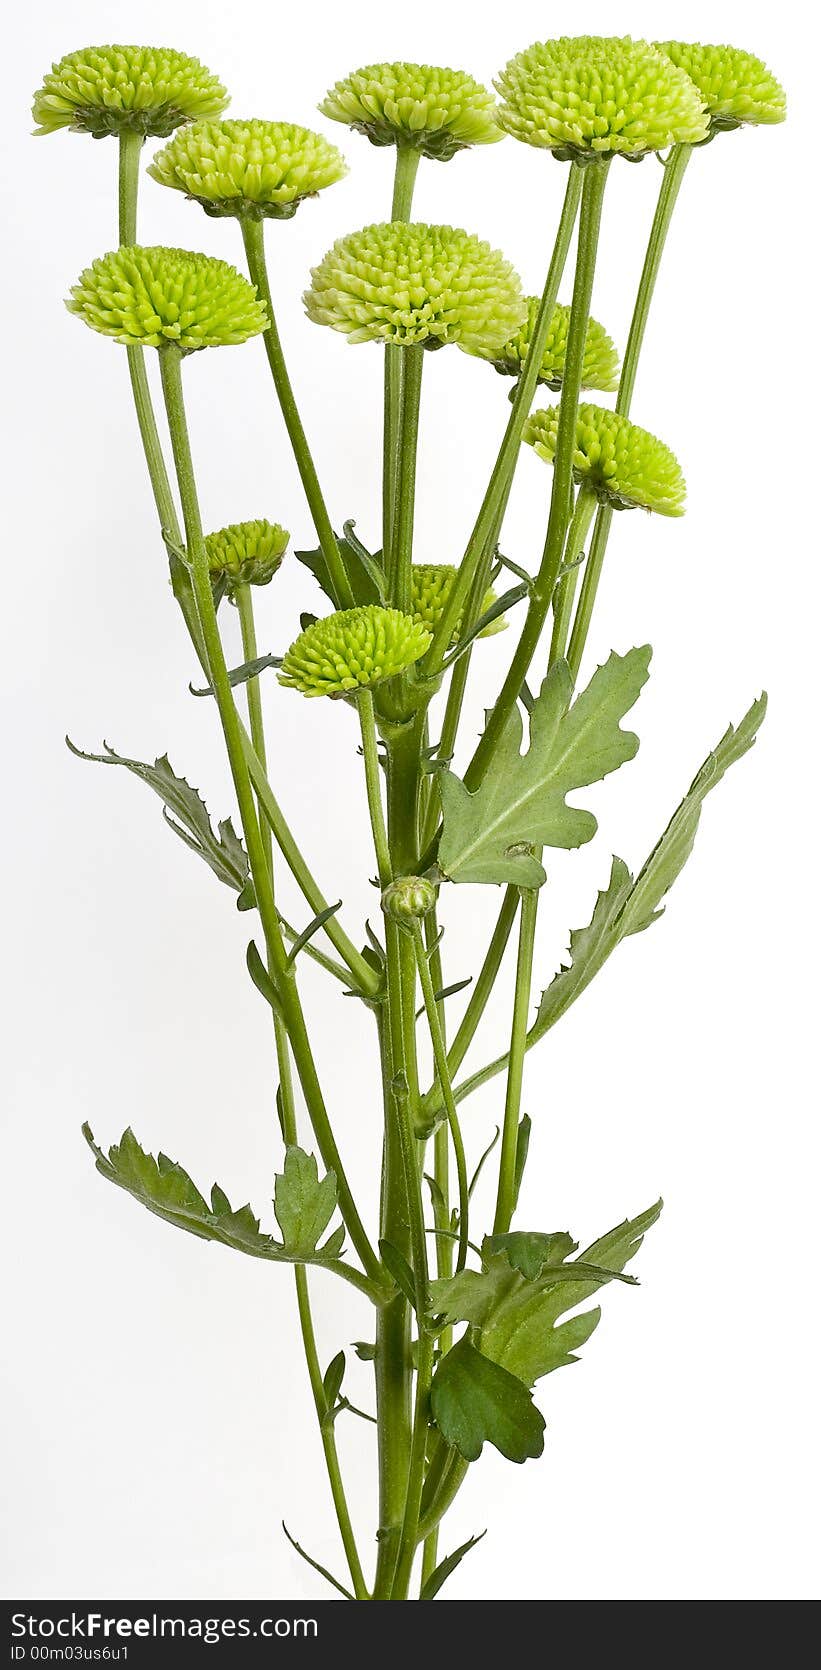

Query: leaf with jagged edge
[430,1338,545,1463]
[438,648,651,886]
[273,1146,340,1258]
[419,1531,487,1600]
[430,1202,660,1388]
[83,1125,345,1266]
[530,692,767,1041]
[67,739,251,901]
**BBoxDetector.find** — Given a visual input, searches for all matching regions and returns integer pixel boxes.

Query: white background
[2,0,818,1603]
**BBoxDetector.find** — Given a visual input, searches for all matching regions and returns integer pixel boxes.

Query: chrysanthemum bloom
[524,403,686,516]
[656,41,786,135]
[495,35,709,159]
[475,298,619,392]
[66,246,268,351]
[319,61,502,160]
[149,119,347,220]
[204,520,289,590]
[279,606,432,697]
[304,223,525,354]
[411,565,505,641]
[32,44,228,139]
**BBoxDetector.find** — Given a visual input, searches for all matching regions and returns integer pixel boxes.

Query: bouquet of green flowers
[34,36,785,1600]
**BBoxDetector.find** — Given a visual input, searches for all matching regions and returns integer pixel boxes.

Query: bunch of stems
[113,125,693,1599]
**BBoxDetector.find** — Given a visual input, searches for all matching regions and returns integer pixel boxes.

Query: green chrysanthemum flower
[475,298,619,392]
[319,61,502,160]
[66,246,268,352]
[524,403,685,516]
[32,44,228,140]
[204,520,289,590]
[495,36,709,159]
[411,564,505,641]
[279,605,431,697]
[149,119,347,220]
[304,223,525,353]
[656,42,786,134]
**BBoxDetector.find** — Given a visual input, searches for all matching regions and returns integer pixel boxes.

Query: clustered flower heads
[32,44,228,140]
[149,120,347,220]
[476,297,620,392]
[279,605,431,697]
[411,564,505,641]
[524,403,686,516]
[205,520,289,590]
[495,35,710,158]
[319,61,502,160]
[304,222,525,353]
[656,41,787,134]
[66,246,268,352]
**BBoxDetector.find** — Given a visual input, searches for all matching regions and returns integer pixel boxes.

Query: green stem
[240,216,354,611]
[423,164,583,674]
[566,144,692,682]
[416,1450,469,1543]
[383,146,421,577]
[412,923,469,1272]
[548,483,597,667]
[391,1329,435,1598]
[419,887,520,1125]
[357,691,392,887]
[117,128,141,246]
[493,888,539,1234]
[392,343,424,615]
[463,158,610,795]
[158,345,381,1288]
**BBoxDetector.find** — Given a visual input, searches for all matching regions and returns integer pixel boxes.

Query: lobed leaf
[438,648,651,886]
[430,1337,545,1463]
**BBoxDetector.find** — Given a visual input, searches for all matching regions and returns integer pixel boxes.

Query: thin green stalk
[392,343,424,615]
[549,483,597,667]
[566,144,693,681]
[158,345,381,1288]
[493,888,539,1235]
[117,128,141,246]
[420,906,449,1587]
[463,158,611,795]
[357,690,392,887]
[383,146,421,575]
[423,165,583,674]
[412,923,469,1273]
[416,1450,469,1544]
[419,887,520,1123]
[240,215,354,610]
[391,1329,435,1598]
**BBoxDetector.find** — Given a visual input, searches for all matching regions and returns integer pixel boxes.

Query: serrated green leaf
[189,653,281,698]
[294,530,381,607]
[430,1337,545,1463]
[530,692,767,1040]
[438,648,651,886]
[419,1530,487,1600]
[67,739,250,899]
[430,1202,660,1387]
[483,1230,578,1281]
[83,1125,345,1270]
[274,1146,338,1258]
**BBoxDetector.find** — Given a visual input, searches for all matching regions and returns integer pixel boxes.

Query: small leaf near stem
[493,888,539,1235]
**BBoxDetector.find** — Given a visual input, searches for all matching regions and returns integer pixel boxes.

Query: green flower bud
[524,403,686,516]
[411,564,506,642]
[495,36,709,159]
[381,876,437,921]
[319,61,502,160]
[473,297,619,392]
[304,222,525,354]
[148,119,347,220]
[656,42,786,135]
[204,520,289,591]
[279,606,432,698]
[32,44,228,140]
[66,246,268,352]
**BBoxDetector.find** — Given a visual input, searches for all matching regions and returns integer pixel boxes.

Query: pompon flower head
[32,44,228,140]
[149,120,347,220]
[205,520,289,591]
[279,606,431,697]
[495,36,709,159]
[304,223,525,354]
[524,403,686,516]
[319,61,502,160]
[411,565,505,641]
[475,298,619,393]
[66,247,268,352]
[656,42,786,135]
